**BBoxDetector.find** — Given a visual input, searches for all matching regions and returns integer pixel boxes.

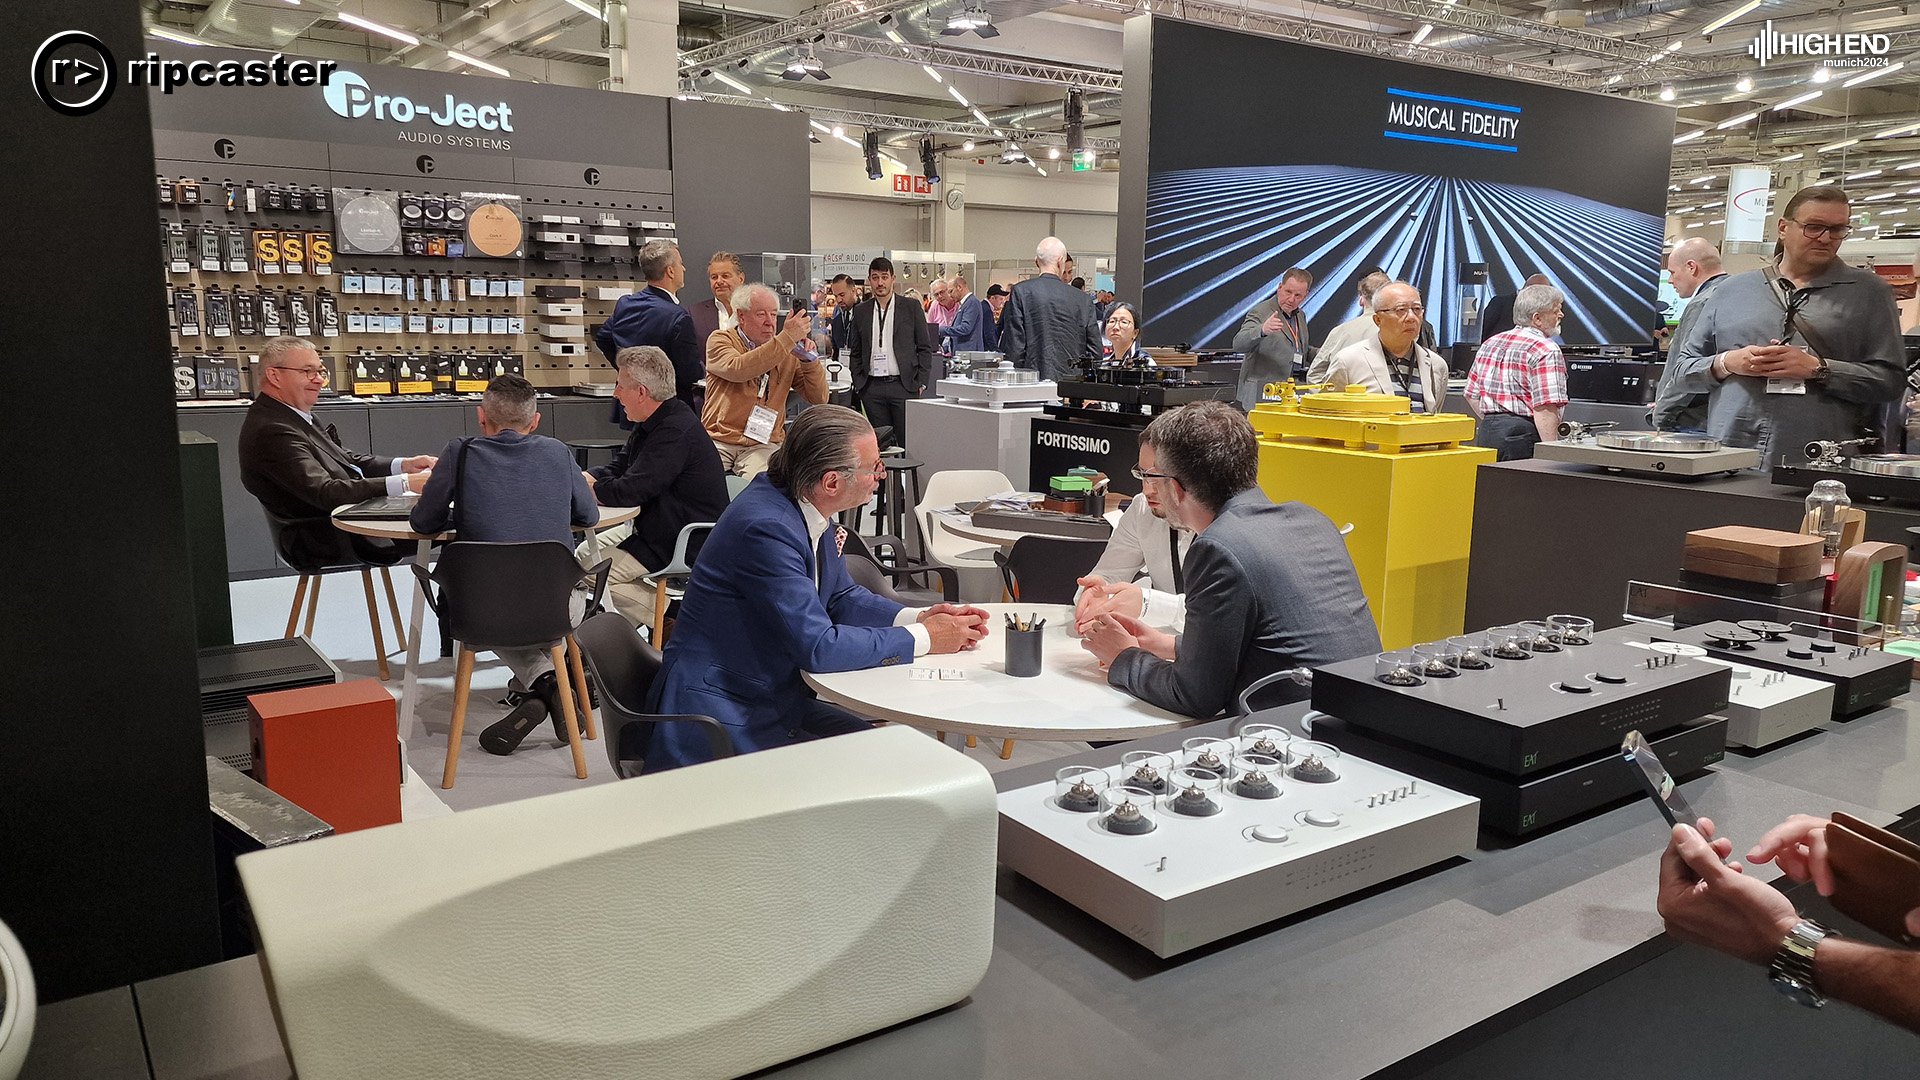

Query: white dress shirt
[293,404,408,495]
[867,296,897,377]
[1080,495,1191,631]
[714,297,738,335]
[802,498,931,655]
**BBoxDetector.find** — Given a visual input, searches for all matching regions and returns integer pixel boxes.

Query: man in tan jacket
[703,282,830,478]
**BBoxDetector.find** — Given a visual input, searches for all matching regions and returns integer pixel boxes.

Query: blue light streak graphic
[1382,130,1519,153]
[1143,165,1662,351]
[1386,87,1522,114]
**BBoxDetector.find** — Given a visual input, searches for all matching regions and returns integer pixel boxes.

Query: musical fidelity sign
[1383,88,1521,154]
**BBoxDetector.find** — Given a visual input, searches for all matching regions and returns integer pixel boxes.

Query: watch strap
[1770,918,1834,1007]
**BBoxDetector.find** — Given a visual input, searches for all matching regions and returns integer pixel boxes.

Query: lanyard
[1168,526,1185,594]
[1275,307,1303,349]
[874,298,892,352]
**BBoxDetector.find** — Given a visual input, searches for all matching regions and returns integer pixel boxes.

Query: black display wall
[669,99,813,307]
[2,0,222,1000]
[1118,17,1675,350]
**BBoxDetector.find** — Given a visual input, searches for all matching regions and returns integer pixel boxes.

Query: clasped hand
[1725,341,1819,380]
[1074,575,1143,632]
[920,603,990,654]
[1079,611,1175,668]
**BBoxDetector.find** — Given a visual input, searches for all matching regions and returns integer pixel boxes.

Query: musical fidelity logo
[1746,20,1891,68]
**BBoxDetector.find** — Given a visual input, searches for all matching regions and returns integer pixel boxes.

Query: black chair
[263,509,408,681]
[412,541,611,789]
[842,531,957,604]
[574,612,734,779]
[566,438,627,471]
[995,536,1108,604]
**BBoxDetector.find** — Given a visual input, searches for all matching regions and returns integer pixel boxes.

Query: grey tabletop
[762,697,1915,1080]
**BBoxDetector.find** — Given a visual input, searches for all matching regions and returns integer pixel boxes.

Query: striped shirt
[1465,327,1568,417]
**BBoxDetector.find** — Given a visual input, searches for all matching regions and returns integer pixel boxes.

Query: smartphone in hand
[1623,730,1717,851]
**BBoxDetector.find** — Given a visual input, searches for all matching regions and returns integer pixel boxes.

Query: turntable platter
[1848,454,1920,478]
[1595,432,1724,454]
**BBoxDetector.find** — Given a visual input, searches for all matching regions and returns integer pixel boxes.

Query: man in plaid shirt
[1465,284,1569,460]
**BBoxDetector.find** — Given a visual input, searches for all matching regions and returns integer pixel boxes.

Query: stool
[282,567,407,681]
[855,457,924,551]
[567,438,627,471]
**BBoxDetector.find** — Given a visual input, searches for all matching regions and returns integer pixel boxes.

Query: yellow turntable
[1252,384,1493,648]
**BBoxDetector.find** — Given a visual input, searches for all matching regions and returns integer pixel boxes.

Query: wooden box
[1682,526,1825,585]
[249,679,400,834]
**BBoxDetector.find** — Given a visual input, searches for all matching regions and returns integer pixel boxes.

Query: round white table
[802,603,1204,757]
[332,502,641,742]
[928,507,1116,550]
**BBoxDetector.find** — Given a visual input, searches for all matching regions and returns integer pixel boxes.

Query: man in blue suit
[645,405,990,771]
[939,273,988,354]
[595,239,702,427]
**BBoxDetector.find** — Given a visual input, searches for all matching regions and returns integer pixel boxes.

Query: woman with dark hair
[1101,302,1153,367]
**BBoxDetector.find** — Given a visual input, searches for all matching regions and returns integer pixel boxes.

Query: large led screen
[1138,22,1675,349]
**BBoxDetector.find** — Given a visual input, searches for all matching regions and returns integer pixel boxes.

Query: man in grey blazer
[1082,401,1380,716]
[1232,267,1315,408]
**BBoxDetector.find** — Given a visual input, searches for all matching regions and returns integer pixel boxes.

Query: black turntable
[1771,438,1920,508]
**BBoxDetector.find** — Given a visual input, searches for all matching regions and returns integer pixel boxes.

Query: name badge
[1766,378,1808,395]
[744,405,779,445]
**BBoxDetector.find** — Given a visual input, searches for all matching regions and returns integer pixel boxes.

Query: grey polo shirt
[1671,261,1904,466]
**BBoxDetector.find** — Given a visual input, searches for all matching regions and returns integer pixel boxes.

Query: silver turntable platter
[1594,432,1724,454]
[1849,454,1920,478]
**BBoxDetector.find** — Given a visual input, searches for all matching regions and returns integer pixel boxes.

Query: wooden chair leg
[651,580,670,646]
[303,573,323,637]
[565,635,595,741]
[284,575,311,638]
[379,567,407,653]
[550,646,588,780]
[1000,739,1015,760]
[361,569,390,682]
[441,647,475,789]
[965,735,978,748]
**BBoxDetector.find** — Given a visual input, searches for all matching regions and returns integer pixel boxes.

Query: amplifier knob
[1303,809,1341,827]
[1592,671,1628,684]
[1811,641,1837,653]
[1786,646,1813,660]
[1251,824,1290,843]
[1556,679,1593,693]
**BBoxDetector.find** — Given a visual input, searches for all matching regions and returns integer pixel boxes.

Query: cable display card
[346,312,367,334]
[408,313,428,334]
[287,292,312,337]
[205,285,230,338]
[279,232,305,276]
[168,224,191,274]
[506,316,524,335]
[451,317,471,335]
[307,232,333,276]
[383,314,403,333]
[383,276,404,296]
[174,285,200,337]
[225,226,249,272]
[489,316,510,335]
[260,292,282,337]
[431,316,451,335]
[197,225,222,272]
[341,274,363,294]
[233,287,257,336]
[253,230,281,274]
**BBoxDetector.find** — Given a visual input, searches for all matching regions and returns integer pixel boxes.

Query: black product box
[429,353,455,394]
[350,354,395,396]
[534,284,582,299]
[194,354,243,399]
[1673,570,1829,628]
[495,352,525,379]
[1565,358,1663,406]
[449,353,493,393]
[393,354,433,395]
[1314,713,1728,837]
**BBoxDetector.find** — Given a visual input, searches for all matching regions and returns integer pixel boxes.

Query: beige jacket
[1322,332,1450,412]
[702,327,830,445]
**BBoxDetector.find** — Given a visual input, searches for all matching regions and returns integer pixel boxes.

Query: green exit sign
[1072,149,1095,171]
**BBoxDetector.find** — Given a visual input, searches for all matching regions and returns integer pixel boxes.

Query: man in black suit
[1481,272,1548,341]
[688,250,744,346]
[1000,236,1102,382]
[239,338,436,568]
[595,239,700,426]
[1081,401,1379,717]
[847,256,933,447]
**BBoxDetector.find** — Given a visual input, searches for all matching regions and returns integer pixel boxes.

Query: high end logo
[1746,21,1891,67]
[322,70,515,131]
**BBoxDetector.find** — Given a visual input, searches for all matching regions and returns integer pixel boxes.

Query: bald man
[1651,239,1727,432]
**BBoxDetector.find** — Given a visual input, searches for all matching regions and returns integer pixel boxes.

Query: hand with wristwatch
[1658,814,1920,1026]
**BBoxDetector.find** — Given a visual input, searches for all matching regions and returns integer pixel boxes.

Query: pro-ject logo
[1747,20,1891,68]
[322,70,514,131]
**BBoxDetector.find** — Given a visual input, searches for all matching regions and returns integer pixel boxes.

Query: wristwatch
[1769,918,1835,1007]
[1809,355,1831,380]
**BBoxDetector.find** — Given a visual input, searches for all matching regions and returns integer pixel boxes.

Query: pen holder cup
[1006,627,1044,678]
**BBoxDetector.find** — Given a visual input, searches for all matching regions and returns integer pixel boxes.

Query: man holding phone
[703,282,828,479]
[1659,814,1920,1032]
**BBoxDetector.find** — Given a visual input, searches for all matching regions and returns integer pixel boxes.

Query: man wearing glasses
[1080,402,1379,717]
[239,338,436,567]
[1318,282,1450,412]
[643,405,990,771]
[1670,185,1905,466]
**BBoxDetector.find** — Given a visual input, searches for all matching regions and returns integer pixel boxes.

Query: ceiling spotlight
[783,45,830,81]
[1048,147,1061,159]
[864,130,883,180]
[1735,76,1753,93]
[832,124,844,138]
[675,77,704,101]
[962,140,975,151]
[920,137,941,184]
[1811,66,1831,83]
[1001,144,1028,164]
[1660,86,1676,101]
[943,2,999,38]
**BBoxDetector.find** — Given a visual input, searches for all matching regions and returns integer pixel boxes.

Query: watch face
[1771,974,1825,1008]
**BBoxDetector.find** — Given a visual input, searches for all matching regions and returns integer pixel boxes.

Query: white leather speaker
[0,916,34,1080]
[238,726,997,1079]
